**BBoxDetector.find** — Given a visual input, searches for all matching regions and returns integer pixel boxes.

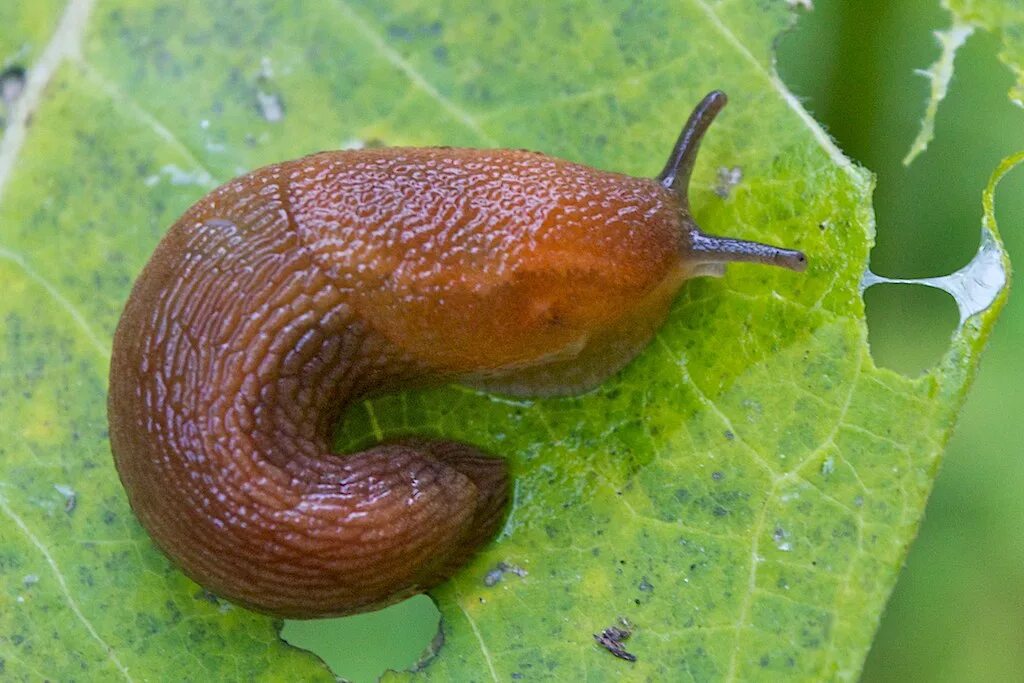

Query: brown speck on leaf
[54,484,76,514]
[594,618,637,662]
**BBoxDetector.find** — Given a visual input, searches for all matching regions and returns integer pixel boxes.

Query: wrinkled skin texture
[109,90,807,618]
[108,148,693,618]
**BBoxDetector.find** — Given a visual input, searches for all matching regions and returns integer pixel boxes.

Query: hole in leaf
[281,594,441,682]
[778,0,1024,679]
[776,2,1022,373]
[863,283,959,376]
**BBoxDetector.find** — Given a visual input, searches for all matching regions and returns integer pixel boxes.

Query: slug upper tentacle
[109,91,806,618]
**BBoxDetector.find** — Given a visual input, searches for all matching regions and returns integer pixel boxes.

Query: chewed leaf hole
[281,594,441,682]
[862,282,959,377]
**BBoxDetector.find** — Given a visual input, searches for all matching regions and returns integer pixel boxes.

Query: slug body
[109,92,805,618]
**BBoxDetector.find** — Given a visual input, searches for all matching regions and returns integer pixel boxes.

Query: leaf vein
[334,0,499,146]
[0,246,109,360]
[0,0,96,204]
[0,493,132,681]
[689,0,863,184]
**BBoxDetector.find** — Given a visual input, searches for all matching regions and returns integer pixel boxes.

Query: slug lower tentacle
[108,91,806,618]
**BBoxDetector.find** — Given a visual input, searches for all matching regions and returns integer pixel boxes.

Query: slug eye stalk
[659,90,808,274]
[656,90,729,198]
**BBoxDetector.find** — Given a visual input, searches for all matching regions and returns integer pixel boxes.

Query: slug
[108,91,806,619]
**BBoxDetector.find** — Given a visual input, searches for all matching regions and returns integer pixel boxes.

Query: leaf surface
[0,1,1013,681]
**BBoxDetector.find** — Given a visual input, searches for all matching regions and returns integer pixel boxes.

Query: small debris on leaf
[483,560,528,586]
[254,56,285,122]
[53,484,76,513]
[256,90,285,122]
[594,617,637,662]
[773,526,792,552]
[714,166,743,198]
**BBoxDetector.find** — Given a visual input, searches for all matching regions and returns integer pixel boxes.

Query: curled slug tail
[656,90,728,197]
[688,229,808,274]
[402,439,511,588]
[187,441,509,619]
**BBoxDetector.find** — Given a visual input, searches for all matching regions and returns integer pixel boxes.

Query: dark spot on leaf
[0,65,25,108]
[724,430,735,440]
[711,471,724,481]
[78,566,95,587]
[638,577,653,592]
[136,613,160,636]
[712,505,728,517]
[165,600,183,624]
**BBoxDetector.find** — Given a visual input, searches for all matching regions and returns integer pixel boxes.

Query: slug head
[458,92,807,394]
[660,90,807,278]
[356,93,804,393]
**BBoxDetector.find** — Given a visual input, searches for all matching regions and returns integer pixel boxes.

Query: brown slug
[108,91,806,619]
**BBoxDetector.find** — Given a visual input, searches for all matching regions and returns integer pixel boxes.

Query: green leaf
[0,1,1013,681]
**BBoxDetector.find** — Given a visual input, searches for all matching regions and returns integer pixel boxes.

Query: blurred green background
[283,2,1024,680]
